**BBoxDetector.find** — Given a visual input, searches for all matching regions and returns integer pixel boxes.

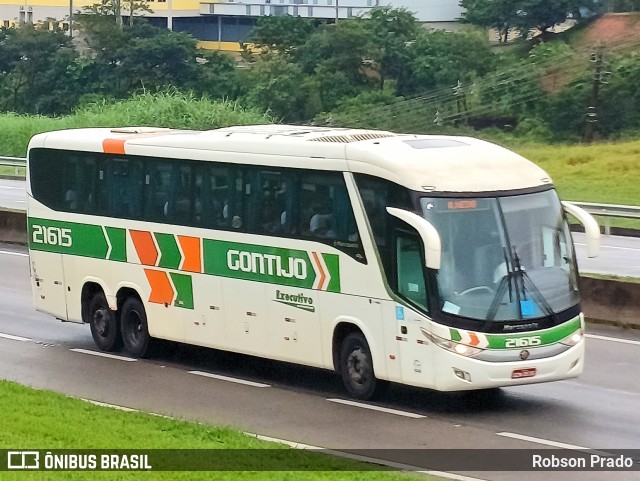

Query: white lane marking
[586,334,640,346]
[497,432,589,450]
[0,332,31,342]
[245,433,485,481]
[81,399,139,412]
[0,250,28,257]
[575,242,640,252]
[70,348,137,362]
[188,370,270,388]
[327,398,426,419]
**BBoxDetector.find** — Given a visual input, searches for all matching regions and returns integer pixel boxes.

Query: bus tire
[120,297,151,358]
[89,292,121,352]
[339,332,384,400]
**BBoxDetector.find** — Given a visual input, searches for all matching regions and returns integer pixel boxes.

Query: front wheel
[120,297,151,358]
[89,292,121,351]
[339,332,386,400]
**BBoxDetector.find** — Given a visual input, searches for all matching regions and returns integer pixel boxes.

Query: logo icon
[8,451,40,470]
[520,349,530,360]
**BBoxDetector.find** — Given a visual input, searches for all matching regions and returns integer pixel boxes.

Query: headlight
[420,328,483,357]
[560,329,583,347]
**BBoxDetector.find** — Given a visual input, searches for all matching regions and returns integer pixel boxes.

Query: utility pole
[335,0,338,22]
[69,0,73,38]
[584,47,605,144]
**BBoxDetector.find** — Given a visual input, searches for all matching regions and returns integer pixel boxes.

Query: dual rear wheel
[88,293,150,358]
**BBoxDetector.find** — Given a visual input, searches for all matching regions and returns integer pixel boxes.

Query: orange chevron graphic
[130,230,158,266]
[311,251,327,290]
[178,235,201,273]
[102,138,126,155]
[468,332,480,347]
[144,269,174,305]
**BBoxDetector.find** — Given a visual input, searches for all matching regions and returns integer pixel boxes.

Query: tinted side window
[30,149,98,214]
[99,157,144,219]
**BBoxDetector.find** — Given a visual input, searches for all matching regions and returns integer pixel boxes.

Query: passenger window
[101,158,143,219]
[144,161,173,222]
[252,170,292,236]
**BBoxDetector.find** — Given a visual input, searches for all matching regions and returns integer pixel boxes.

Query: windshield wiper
[485,246,556,322]
[485,246,513,322]
[512,246,556,320]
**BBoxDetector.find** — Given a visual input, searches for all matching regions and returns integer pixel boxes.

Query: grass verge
[0,380,434,481]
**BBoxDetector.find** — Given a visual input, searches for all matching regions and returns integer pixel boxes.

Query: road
[0,245,639,480]
[0,178,27,212]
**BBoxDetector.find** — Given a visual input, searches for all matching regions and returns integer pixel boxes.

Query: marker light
[560,329,584,347]
[421,328,483,358]
[453,368,472,382]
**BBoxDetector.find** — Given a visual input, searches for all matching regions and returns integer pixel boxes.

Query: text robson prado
[532,454,634,469]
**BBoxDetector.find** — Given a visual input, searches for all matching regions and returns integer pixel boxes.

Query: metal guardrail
[1,156,639,233]
[0,156,26,176]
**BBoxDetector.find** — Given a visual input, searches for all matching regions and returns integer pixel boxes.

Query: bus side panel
[222,277,268,357]
[265,284,323,367]
[30,250,68,321]
[184,273,226,349]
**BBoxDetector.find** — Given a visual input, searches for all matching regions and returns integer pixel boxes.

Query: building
[0,0,464,51]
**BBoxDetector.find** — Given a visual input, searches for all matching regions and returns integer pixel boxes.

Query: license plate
[512,368,537,379]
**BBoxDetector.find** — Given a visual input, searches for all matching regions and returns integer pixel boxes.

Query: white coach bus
[27,125,600,399]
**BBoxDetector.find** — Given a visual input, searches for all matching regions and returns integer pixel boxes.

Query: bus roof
[28,125,552,194]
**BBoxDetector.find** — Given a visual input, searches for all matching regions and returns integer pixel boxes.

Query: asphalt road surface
[0,245,639,481]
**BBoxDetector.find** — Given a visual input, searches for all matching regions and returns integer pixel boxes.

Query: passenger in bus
[260,196,282,234]
[309,199,336,238]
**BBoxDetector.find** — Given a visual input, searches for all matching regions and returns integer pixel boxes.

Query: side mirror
[386,207,442,270]
[562,201,600,258]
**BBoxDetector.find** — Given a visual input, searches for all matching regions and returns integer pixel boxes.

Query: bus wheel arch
[82,283,121,352]
[332,322,387,400]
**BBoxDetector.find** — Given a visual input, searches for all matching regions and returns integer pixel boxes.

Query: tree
[249,14,317,57]
[297,19,374,87]
[400,29,495,95]
[193,50,248,101]
[459,0,517,42]
[0,26,81,114]
[81,0,152,28]
[81,22,200,98]
[365,7,419,91]
[243,57,309,122]
[461,0,595,39]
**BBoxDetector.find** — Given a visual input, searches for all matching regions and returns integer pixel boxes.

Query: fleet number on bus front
[32,225,72,247]
[504,336,542,348]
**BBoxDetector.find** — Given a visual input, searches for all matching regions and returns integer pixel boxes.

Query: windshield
[420,190,579,322]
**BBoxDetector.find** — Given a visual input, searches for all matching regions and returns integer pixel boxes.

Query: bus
[26,125,600,400]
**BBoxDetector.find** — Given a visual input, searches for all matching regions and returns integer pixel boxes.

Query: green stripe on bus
[28,218,108,259]
[323,253,341,293]
[105,227,126,262]
[485,317,581,349]
[155,233,181,270]
[202,239,341,293]
[450,329,462,342]
[170,272,194,310]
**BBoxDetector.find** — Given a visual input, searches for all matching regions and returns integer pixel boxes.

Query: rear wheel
[89,292,120,351]
[120,297,151,358]
[339,332,386,400]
